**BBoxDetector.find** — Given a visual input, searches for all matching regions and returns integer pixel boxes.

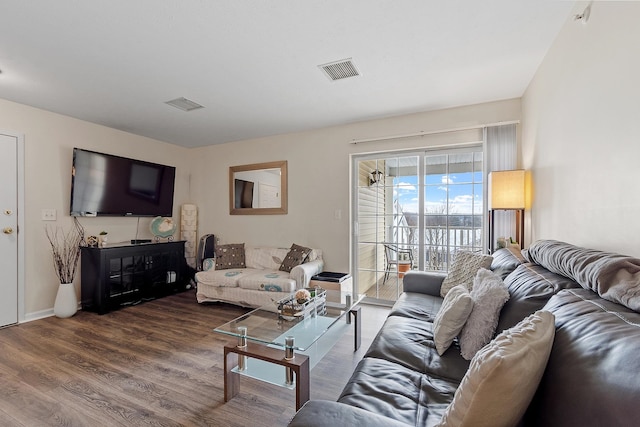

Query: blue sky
[393,171,483,215]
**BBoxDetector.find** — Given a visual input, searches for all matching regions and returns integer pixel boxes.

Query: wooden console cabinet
[81,241,188,314]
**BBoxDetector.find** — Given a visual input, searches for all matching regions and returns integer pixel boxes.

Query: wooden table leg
[222,343,310,410]
[294,357,310,410]
[223,346,240,402]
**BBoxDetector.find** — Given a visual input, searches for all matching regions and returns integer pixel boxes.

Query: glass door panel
[354,146,484,305]
[355,156,419,302]
[423,151,483,271]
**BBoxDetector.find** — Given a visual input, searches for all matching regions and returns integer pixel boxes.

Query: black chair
[383,244,413,283]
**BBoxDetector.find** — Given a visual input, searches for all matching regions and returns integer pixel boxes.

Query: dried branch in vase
[45,225,83,284]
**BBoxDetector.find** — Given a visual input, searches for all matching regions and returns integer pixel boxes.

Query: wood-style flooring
[0,291,389,426]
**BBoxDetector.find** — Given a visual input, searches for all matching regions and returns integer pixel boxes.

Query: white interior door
[0,133,19,327]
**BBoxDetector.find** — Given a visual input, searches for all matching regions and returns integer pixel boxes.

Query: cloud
[396,181,416,191]
[441,175,454,184]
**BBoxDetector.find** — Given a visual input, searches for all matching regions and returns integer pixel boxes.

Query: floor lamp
[488,170,525,253]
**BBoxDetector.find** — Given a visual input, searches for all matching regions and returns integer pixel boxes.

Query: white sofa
[195,245,324,310]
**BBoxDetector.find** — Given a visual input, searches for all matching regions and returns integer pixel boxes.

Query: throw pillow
[436,310,556,427]
[440,251,493,297]
[279,243,312,273]
[215,243,246,270]
[433,284,474,355]
[459,268,510,360]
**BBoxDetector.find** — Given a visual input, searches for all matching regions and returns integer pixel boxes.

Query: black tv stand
[81,241,187,314]
[131,239,152,244]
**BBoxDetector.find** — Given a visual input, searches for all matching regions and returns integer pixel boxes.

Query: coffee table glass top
[214,290,362,351]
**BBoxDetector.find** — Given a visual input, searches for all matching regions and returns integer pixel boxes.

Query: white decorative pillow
[440,251,493,297]
[433,285,474,355]
[459,268,510,360]
[436,310,556,427]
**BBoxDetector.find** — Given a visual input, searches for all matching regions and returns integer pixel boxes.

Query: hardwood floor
[0,291,389,426]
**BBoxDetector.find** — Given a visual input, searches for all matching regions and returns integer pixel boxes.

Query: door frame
[350,144,485,303]
[1,130,25,324]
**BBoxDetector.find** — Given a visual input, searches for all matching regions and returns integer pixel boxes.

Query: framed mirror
[229,160,288,215]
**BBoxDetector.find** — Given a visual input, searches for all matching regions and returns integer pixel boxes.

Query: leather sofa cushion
[525,288,640,426]
[524,239,640,311]
[388,291,443,321]
[338,357,458,426]
[496,263,580,334]
[365,315,470,382]
[490,246,525,279]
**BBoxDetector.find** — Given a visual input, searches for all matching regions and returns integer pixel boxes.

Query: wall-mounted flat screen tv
[70,148,176,217]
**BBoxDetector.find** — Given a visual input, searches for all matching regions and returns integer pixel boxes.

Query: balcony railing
[390,224,483,272]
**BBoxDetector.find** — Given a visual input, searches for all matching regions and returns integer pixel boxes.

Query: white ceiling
[0,1,574,148]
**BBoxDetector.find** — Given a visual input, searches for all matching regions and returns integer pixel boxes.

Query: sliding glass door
[353,146,484,303]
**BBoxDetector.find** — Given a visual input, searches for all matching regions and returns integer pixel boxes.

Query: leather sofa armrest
[402,271,446,296]
[288,400,409,427]
[290,260,324,288]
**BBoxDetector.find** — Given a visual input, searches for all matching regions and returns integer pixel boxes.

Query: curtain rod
[349,120,520,145]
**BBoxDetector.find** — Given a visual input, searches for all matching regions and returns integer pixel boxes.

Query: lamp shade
[489,170,525,210]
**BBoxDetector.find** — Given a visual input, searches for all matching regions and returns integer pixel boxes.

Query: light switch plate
[41,209,57,221]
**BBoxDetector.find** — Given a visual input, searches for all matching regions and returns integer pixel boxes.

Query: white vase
[54,282,78,318]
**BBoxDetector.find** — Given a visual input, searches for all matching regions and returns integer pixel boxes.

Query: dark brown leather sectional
[288,241,640,426]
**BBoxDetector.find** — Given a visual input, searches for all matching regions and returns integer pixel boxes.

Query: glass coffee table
[214,290,363,410]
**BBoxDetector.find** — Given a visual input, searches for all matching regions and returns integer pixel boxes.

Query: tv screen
[70,148,176,217]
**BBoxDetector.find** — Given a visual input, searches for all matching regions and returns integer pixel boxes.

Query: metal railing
[391,224,483,272]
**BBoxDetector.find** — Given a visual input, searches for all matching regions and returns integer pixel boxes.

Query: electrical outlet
[41,209,57,221]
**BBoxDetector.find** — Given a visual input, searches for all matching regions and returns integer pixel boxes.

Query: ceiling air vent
[165,97,204,112]
[319,58,360,81]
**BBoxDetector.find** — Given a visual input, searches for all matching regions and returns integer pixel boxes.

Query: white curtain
[485,124,518,249]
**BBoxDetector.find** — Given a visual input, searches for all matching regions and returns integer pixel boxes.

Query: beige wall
[1,82,519,321]
[189,99,520,274]
[522,1,640,257]
[0,98,192,319]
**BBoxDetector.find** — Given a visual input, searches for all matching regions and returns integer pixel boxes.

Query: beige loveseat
[195,245,323,309]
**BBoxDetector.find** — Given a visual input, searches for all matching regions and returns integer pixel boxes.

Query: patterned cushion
[279,243,312,273]
[440,251,493,297]
[237,271,297,293]
[194,268,260,287]
[245,246,290,270]
[215,243,246,270]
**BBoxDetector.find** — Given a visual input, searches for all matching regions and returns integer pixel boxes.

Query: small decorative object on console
[278,288,326,321]
[150,216,177,241]
[295,289,311,304]
[99,231,108,247]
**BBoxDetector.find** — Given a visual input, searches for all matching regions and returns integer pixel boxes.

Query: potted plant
[99,230,108,247]
[45,224,83,318]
